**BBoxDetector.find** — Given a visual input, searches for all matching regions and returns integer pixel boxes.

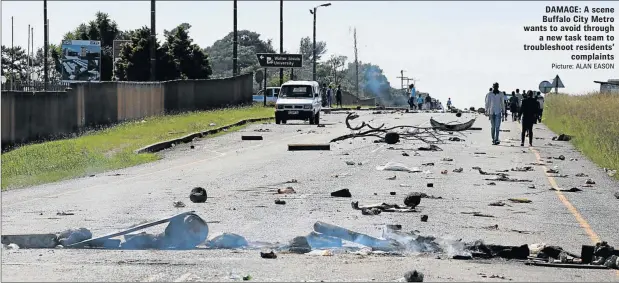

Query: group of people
[485,82,545,147]
[407,84,442,110]
[320,83,343,108]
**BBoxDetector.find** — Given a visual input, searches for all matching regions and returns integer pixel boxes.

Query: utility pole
[279,0,283,86]
[150,0,156,81]
[353,27,359,98]
[27,24,30,85]
[31,27,34,81]
[43,0,48,90]
[11,16,14,90]
[310,3,331,82]
[232,0,238,77]
[397,70,407,93]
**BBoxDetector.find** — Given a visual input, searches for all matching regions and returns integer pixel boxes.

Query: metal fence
[1,81,71,92]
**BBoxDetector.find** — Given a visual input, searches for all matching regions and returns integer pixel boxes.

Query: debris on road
[488,182,496,186]
[508,198,532,204]
[453,167,463,173]
[422,162,434,166]
[286,179,298,183]
[253,128,271,132]
[56,211,75,216]
[427,183,433,187]
[575,173,589,177]
[390,192,397,195]
[418,145,442,151]
[376,162,422,173]
[489,201,506,207]
[442,158,454,162]
[189,187,208,203]
[274,199,286,205]
[461,212,495,218]
[420,215,429,222]
[288,144,331,151]
[206,233,249,249]
[605,168,617,177]
[551,187,582,192]
[403,270,424,282]
[441,170,448,174]
[260,251,277,259]
[331,189,352,198]
[485,175,532,182]
[512,166,534,172]
[555,155,566,160]
[352,202,417,213]
[546,169,559,174]
[387,175,397,180]
[585,179,596,185]
[241,135,263,141]
[277,187,296,194]
[173,201,186,208]
[289,236,312,254]
[346,161,356,165]
[614,191,619,199]
[448,137,464,142]
[553,134,572,141]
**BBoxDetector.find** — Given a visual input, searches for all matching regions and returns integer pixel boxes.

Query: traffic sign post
[539,80,552,94]
[552,75,565,94]
[256,53,303,68]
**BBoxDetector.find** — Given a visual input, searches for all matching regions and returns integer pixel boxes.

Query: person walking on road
[509,91,519,122]
[321,83,328,107]
[485,82,506,145]
[417,95,424,110]
[536,91,544,123]
[335,85,343,108]
[519,90,540,147]
[446,97,452,109]
[502,91,509,121]
[409,84,417,110]
[326,85,333,108]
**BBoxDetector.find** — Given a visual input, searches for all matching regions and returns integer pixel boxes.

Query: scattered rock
[404,270,424,282]
[173,201,186,208]
[404,192,423,208]
[585,179,596,185]
[346,161,356,165]
[614,191,619,199]
[387,175,397,180]
[553,134,572,141]
[442,158,453,162]
[189,187,208,203]
[508,198,532,204]
[286,179,298,183]
[260,251,277,259]
[190,145,195,149]
[422,162,434,166]
[575,173,588,177]
[274,199,286,205]
[441,170,448,174]
[390,192,396,195]
[546,169,559,174]
[427,183,434,188]
[551,187,582,192]
[289,236,311,254]
[528,185,536,189]
[56,211,75,216]
[512,166,534,172]
[385,132,401,144]
[277,187,296,194]
[489,201,506,207]
[206,233,249,249]
[448,137,464,142]
[402,152,410,156]
[331,189,352,198]
[420,215,428,222]
[557,155,566,160]
[488,182,496,186]
[361,208,382,215]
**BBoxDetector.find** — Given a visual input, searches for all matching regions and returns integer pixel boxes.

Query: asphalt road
[2,111,619,282]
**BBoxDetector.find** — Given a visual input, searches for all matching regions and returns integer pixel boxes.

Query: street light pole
[43,0,48,90]
[311,3,331,82]
[150,0,156,81]
[232,0,238,77]
[279,0,283,86]
[11,16,14,90]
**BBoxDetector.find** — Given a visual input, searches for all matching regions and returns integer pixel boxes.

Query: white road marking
[173,272,193,282]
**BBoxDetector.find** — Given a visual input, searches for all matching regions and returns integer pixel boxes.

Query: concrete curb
[134,117,274,154]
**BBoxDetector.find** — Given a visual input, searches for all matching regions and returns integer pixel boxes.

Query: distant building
[593,79,619,94]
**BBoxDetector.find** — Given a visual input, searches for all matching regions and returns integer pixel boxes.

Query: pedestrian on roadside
[502,91,509,121]
[409,84,416,110]
[321,83,328,107]
[509,91,519,122]
[446,97,452,109]
[485,82,506,145]
[417,95,424,110]
[536,91,544,123]
[335,85,343,108]
[326,85,333,108]
[425,95,432,110]
[518,90,540,147]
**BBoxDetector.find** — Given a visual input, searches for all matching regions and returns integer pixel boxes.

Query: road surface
[2,111,619,282]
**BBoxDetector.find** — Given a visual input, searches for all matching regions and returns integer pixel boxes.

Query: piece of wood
[1,234,58,248]
[241,135,263,141]
[288,144,331,151]
[524,261,609,269]
[66,211,195,248]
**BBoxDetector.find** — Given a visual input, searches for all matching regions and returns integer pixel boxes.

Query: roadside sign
[256,53,302,68]
[552,75,565,88]
[539,80,553,94]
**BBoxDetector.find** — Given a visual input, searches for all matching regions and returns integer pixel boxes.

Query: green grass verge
[543,92,619,180]
[1,105,274,190]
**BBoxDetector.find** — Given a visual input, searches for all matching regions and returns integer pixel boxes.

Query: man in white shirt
[485,82,506,145]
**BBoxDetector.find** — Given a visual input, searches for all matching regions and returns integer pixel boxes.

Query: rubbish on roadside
[605,168,617,177]
[453,167,463,173]
[206,233,248,249]
[260,251,277,259]
[441,170,448,174]
[56,211,75,216]
[422,162,434,166]
[586,179,596,185]
[508,198,532,204]
[427,183,433,187]
[390,191,397,195]
[575,173,588,177]
[403,270,424,282]
[488,182,496,186]
[448,137,464,142]
[173,201,186,208]
[461,212,495,218]
[1,234,59,249]
[546,169,559,174]
[387,175,397,180]
[430,118,476,132]
[418,145,442,151]
[551,187,582,192]
[313,221,400,251]
[420,215,428,222]
[376,162,422,172]
[241,135,263,141]
[555,155,566,160]
[442,158,454,162]
[331,189,352,198]
[512,166,534,172]
[274,199,286,205]
[288,144,331,151]
[485,175,532,183]
[489,201,506,207]
[352,201,417,213]
[253,128,271,132]
[289,236,312,254]
[306,231,342,249]
[402,152,410,156]
[277,187,296,194]
[189,187,208,203]
[209,123,216,126]
[553,134,572,141]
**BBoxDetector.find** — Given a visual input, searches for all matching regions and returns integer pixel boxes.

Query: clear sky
[2,1,618,107]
